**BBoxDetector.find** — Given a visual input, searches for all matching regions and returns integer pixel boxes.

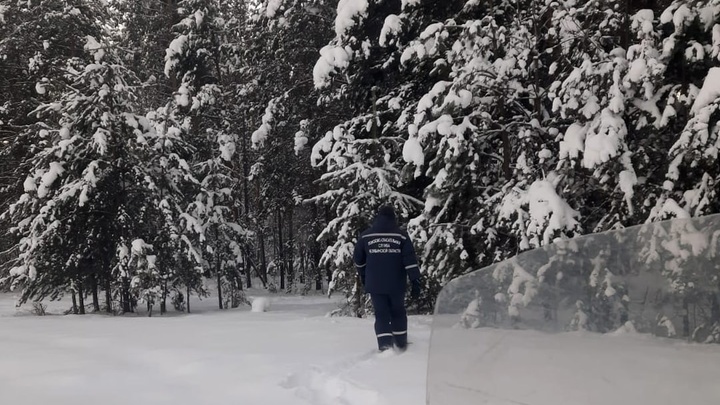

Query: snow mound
[610,321,639,336]
[251,297,271,312]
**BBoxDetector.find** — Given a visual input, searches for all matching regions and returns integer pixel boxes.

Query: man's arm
[353,235,367,284]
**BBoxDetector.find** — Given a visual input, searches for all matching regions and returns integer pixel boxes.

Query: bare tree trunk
[531,9,543,119]
[499,96,511,181]
[242,112,252,290]
[160,279,167,315]
[242,113,250,217]
[259,229,267,285]
[78,282,85,315]
[683,297,690,338]
[287,207,294,292]
[324,206,332,284]
[71,288,78,315]
[187,285,191,314]
[246,254,267,287]
[312,206,323,290]
[217,264,224,310]
[105,278,112,314]
[621,0,630,50]
[103,250,112,314]
[90,273,100,312]
[325,261,332,288]
[243,246,252,288]
[277,211,285,290]
[300,247,306,285]
[353,278,363,318]
[315,247,323,291]
[122,277,132,313]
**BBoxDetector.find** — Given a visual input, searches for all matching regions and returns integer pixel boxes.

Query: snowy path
[0,292,429,405]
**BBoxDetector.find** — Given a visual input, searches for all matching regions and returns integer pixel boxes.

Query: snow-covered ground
[0,291,430,405]
[428,315,720,405]
[4,291,720,405]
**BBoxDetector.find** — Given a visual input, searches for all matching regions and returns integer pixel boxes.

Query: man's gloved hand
[411,279,421,300]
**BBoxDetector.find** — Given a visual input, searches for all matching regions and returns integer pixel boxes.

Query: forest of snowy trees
[1,0,719,321]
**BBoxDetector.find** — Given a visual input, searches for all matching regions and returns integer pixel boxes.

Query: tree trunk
[315,247,323,291]
[246,254,267,287]
[71,288,78,315]
[287,207,294,292]
[300,247,306,285]
[90,273,100,312]
[122,277,132,313]
[259,229,267,285]
[245,259,252,288]
[711,292,720,324]
[241,112,252,291]
[324,206,332,284]
[217,264,224,310]
[243,246,252,288]
[312,211,323,290]
[353,278,363,318]
[621,0,630,50]
[160,278,167,315]
[683,297,690,338]
[187,285,191,314]
[532,11,543,119]
[499,96,511,181]
[78,282,85,315]
[277,211,285,290]
[242,113,250,217]
[103,249,112,314]
[105,278,112,314]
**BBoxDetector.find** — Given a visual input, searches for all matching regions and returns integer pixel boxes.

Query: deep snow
[428,315,720,405]
[0,292,430,405]
[3,290,720,405]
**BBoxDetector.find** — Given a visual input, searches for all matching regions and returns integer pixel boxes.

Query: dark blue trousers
[370,293,408,350]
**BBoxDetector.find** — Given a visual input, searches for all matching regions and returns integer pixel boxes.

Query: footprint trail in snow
[280,349,401,405]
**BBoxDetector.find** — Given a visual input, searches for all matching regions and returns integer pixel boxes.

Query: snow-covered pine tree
[142,105,205,314]
[165,0,250,309]
[214,0,263,292]
[309,0,434,315]
[382,1,582,314]
[645,1,720,341]
[0,0,104,274]
[652,1,720,219]
[0,1,109,309]
[114,0,180,109]
[0,3,200,314]
[248,0,338,293]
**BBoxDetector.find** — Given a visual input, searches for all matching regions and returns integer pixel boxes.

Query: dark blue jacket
[353,212,421,295]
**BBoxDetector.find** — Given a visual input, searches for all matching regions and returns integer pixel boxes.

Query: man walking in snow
[353,205,422,352]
